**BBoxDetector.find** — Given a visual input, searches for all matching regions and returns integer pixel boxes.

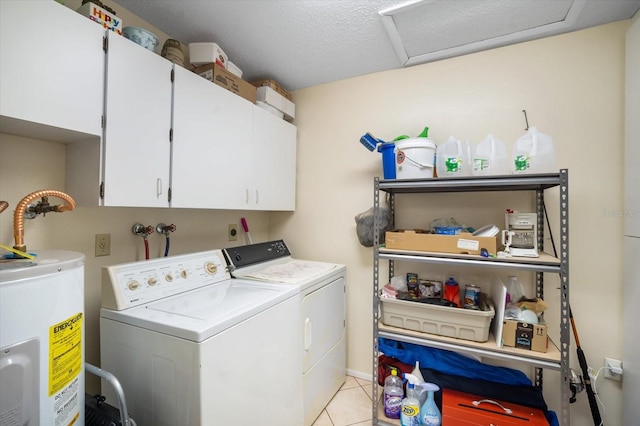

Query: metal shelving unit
[371,170,569,426]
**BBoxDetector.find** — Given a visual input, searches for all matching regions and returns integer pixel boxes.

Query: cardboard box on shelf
[385,229,499,255]
[251,79,292,100]
[193,63,256,104]
[77,2,123,35]
[502,319,548,353]
[256,86,295,120]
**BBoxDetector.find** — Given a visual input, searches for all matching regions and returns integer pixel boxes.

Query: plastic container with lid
[513,127,556,174]
[472,134,510,176]
[436,136,472,177]
[395,128,437,179]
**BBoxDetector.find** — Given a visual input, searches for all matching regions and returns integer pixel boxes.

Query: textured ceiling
[112,0,640,92]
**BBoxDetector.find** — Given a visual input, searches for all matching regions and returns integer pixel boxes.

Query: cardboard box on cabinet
[251,79,292,100]
[193,63,256,104]
[385,229,499,255]
[76,2,123,35]
[256,86,295,120]
[502,319,548,353]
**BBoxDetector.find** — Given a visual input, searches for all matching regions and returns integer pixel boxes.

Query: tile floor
[312,375,380,426]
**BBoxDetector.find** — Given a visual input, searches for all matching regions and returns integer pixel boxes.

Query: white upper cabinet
[250,106,297,211]
[0,1,104,138]
[170,65,253,209]
[101,32,173,207]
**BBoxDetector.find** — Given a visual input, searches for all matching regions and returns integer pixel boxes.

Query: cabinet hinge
[169,128,173,142]
[99,182,105,199]
[101,115,105,129]
[103,36,108,53]
[170,68,175,83]
[168,187,172,203]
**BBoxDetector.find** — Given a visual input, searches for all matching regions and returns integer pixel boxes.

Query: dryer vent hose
[0,201,8,214]
[13,189,76,252]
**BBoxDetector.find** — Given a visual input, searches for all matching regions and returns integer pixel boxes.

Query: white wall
[272,20,629,426]
[0,2,629,424]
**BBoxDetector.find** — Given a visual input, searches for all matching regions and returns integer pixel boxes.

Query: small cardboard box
[502,319,548,353]
[193,63,256,104]
[256,86,295,120]
[77,2,123,35]
[384,230,499,255]
[251,79,292,100]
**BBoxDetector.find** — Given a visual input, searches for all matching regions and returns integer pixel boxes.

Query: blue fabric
[379,338,532,386]
[547,410,559,426]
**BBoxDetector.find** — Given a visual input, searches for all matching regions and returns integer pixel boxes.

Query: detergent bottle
[436,136,472,177]
[512,127,556,174]
[384,369,403,419]
[473,134,509,176]
[419,383,441,426]
[400,383,421,426]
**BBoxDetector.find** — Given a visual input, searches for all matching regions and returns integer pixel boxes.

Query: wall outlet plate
[228,224,238,241]
[95,233,111,257]
[603,357,623,381]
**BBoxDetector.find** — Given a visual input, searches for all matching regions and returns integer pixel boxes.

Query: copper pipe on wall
[0,201,8,214]
[13,190,76,252]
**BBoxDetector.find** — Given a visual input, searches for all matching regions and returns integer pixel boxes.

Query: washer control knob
[165,274,174,282]
[204,262,218,275]
[180,269,189,279]
[148,277,158,286]
[128,280,140,291]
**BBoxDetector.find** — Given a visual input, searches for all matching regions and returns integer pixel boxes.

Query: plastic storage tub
[380,298,495,342]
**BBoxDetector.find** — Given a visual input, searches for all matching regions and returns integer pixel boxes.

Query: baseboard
[347,368,373,382]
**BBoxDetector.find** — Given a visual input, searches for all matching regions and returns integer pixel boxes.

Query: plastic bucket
[377,143,396,179]
[395,139,436,179]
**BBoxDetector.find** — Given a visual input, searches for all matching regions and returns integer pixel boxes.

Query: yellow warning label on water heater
[48,313,83,396]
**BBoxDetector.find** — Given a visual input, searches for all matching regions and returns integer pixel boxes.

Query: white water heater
[0,250,85,426]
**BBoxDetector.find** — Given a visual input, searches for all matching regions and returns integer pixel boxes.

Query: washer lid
[100,278,298,342]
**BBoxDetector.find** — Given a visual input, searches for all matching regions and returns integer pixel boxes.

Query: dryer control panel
[101,250,229,310]
[223,239,291,269]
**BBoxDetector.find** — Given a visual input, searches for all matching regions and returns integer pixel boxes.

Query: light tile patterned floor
[312,375,379,426]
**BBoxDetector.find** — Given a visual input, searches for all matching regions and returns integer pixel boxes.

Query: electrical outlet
[228,224,238,241]
[95,233,111,257]
[603,357,623,381]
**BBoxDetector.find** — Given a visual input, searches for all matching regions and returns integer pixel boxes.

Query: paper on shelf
[491,275,507,348]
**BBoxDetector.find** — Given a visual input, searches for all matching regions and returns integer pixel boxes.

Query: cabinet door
[102,32,172,207]
[0,1,104,136]
[171,66,253,209]
[250,106,297,210]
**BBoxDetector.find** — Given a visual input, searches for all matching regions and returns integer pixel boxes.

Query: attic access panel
[380,0,586,66]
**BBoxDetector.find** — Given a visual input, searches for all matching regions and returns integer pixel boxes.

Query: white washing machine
[224,240,347,426]
[99,249,303,426]
[0,250,85,426]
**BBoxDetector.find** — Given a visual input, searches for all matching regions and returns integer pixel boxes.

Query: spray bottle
[419,383,441,426]
[400,383,421,426]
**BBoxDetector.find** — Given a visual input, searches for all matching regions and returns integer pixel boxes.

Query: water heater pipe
[13,189,76,252]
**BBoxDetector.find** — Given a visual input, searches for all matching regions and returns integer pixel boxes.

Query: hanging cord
[591,367,607,426]
[164,235,170,257]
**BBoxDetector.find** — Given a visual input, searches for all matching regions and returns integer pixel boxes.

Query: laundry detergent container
[395,138,436,179]
[472,134,509,176]
[436,136,472,177]
[513,127,556,174]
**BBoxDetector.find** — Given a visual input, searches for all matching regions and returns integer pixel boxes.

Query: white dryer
[99,249,303,426]
[224,240,347,426]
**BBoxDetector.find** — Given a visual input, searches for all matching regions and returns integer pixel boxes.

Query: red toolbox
[442,388,549,425]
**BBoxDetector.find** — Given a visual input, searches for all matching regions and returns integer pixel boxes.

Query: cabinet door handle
[157,178,162,196]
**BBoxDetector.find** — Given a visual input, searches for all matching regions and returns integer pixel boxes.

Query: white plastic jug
[472,134,509,176]
[436,136,472,177]
[513,127,556,174]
